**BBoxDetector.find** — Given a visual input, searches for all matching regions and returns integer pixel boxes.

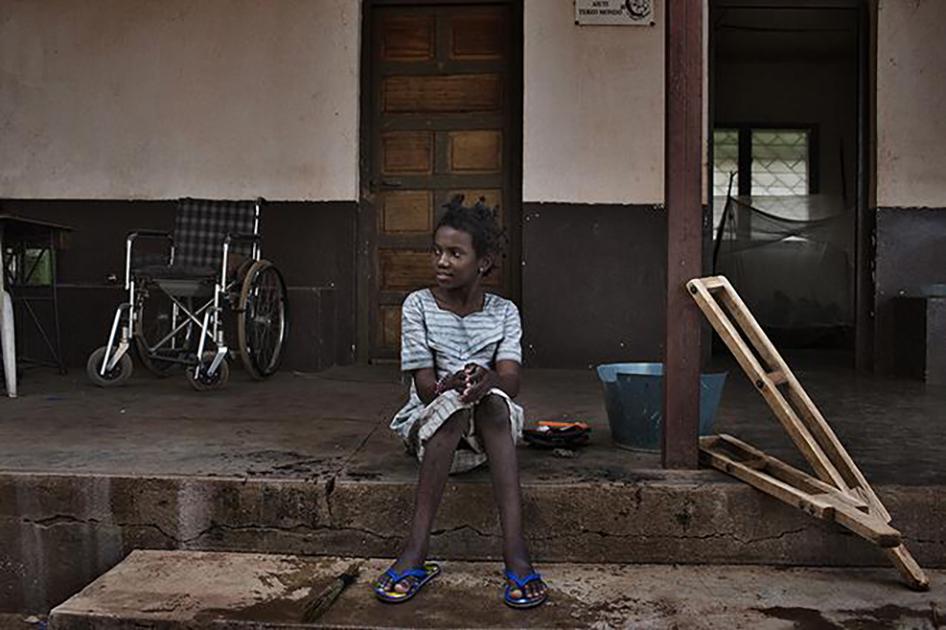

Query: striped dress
[390,288,525,474]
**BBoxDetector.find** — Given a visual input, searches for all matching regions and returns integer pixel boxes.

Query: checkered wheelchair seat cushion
[172,198,258,273]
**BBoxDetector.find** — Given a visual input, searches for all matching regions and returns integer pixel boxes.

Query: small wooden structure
[687,275,928,591]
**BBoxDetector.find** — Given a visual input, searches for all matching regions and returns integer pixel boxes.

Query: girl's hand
[447,369,468,393]
[460,363,498,404]
[435,370,468,396]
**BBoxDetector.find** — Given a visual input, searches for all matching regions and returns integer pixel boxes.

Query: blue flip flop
[503,569,548,609]
[373,562,441,603]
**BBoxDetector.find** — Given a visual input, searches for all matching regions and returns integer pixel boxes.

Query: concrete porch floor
[2,351,944,484]
[1,353,945,613]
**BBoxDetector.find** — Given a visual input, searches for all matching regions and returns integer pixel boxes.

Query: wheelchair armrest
[125,231,174,288]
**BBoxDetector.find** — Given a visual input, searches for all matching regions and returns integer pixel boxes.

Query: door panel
[383,74,502,113]
[381,131,433,174]
[365,3,517,359]
[379,305,402,348]
[381,191,433,234]
[379,249,434,291]
[381,15,435,61]
[448,130,502,172]
[450,14,506,60]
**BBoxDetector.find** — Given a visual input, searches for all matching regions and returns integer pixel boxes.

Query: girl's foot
[375,551,428,595]
[373,561,441,603]
[503,557,548,608]
[503,566,548,609]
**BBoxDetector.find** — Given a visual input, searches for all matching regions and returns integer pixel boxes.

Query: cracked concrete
[3,469,943,614]
[45,550,946,629]
[1,359,945,615]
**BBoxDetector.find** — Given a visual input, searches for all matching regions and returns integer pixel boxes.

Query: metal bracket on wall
[688,274,928,591]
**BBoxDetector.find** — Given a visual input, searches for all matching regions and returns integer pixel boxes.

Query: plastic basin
[595,362,728,452]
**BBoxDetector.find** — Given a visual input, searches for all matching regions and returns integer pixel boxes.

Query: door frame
[706,0,874,369]
[356,0,524,363]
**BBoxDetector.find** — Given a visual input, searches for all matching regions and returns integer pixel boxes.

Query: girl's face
[432,226,491,289]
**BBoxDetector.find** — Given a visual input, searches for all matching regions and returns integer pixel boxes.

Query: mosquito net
[712,194,854,335]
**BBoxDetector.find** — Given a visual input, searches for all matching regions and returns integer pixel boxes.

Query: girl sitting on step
[372,196,548,609]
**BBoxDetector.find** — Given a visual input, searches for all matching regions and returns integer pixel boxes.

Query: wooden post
[662,0,703,468]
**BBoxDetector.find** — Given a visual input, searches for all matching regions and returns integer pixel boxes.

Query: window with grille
[751,129,809,196]
[712,129,739,197]
[711,125,815,198]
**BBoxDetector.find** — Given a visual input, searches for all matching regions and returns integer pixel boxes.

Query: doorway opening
[709,1,868,366]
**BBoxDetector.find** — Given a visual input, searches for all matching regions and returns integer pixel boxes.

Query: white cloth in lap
[390,288,524,473]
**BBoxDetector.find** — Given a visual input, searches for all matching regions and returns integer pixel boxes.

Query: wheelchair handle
[125,230,174,289]
[127,229,172,241]
[223,232,261,245]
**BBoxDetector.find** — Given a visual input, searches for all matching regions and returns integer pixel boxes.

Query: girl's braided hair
[436,194,505,276]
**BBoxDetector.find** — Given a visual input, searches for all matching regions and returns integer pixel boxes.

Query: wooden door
[361,2,519,361]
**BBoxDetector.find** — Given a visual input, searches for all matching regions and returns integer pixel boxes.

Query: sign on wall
[575,0,655,26]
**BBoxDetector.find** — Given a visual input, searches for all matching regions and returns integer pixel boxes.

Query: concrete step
[48,550,946,629]
[4,470,945,614]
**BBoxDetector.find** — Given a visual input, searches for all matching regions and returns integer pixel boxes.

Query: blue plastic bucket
[595,362,728,452]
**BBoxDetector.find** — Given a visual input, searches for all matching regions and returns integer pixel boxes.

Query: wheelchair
[87,198,289,391]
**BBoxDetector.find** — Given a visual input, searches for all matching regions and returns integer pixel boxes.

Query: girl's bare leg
[474,395,547,601]
[379,410,468,593]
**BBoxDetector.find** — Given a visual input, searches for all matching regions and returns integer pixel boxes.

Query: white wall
[522,0,665,204]
[876,0,946,208]
[0,0,359,200]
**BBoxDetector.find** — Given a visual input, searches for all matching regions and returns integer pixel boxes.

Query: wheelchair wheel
[186,354,230,391]
[86,346,133,387]
[237,260,288,380]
